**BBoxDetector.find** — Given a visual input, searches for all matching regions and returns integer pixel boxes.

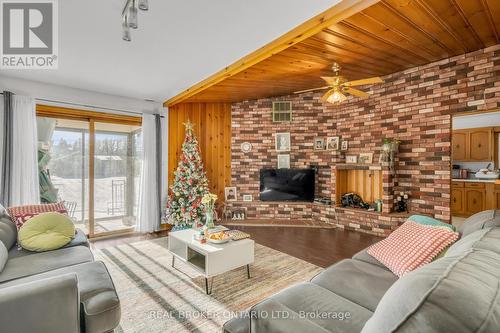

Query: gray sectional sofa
[0,206,120,333]
[224,210,500,333]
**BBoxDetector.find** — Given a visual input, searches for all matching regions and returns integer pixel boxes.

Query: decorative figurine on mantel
[396,191,410,213]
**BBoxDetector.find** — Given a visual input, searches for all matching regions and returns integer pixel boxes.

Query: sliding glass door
[37,117,90,233]
[36,109,142,238]
[92,122,142,236]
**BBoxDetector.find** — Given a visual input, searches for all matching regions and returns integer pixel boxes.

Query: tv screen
[259,168,315,202]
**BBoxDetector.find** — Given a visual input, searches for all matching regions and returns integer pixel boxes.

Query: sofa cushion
[445,228,490,258]
[0,261,120,333]
[0,261,121,333]
[249,282,373,333]
[0,206,17,250]
[0,245,93,283]
[311,259,398,311]
[351,248,388,269]
[367,221,458,277]
[223,317,250,333]
[409,214,456,231]
[361,227,500,333]
[18,212,75,252]
[459,210,500,236]
[7,229,89,260]
[7,202,67,230]
[0,242,7,272]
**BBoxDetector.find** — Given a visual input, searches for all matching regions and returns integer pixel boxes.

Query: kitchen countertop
[452,178,499,183]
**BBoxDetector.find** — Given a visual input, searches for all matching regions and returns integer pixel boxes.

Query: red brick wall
[229,45,500,232]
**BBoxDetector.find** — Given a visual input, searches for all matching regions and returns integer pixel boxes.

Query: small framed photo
[224,187,237,201]
[346,155,357,163]
[358,153,373,164]
[242,194,253,202]
[314,138,325,150]
[341,140,349,151]
[277,154,290,169]
[326,136,340,150]
[275,133,291,152]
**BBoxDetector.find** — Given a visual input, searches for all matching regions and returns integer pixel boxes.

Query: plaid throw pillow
[367,221,459,277]
[8,202,68,230]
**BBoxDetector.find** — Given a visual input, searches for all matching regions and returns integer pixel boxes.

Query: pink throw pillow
[367,221,459,277]
[8,202,68,230]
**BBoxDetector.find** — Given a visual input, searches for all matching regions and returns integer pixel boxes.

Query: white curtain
[11,95,40,206]
[160,107,169,210]
[137,113,160,233]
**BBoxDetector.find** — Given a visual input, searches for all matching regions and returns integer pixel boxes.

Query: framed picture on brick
[275,132,291,151]
[341,140,349,151]
[277,154,290,169]
[314,138,325,150]
[326,136,340,150]
[359,153,373,164]
[224,187,237,201]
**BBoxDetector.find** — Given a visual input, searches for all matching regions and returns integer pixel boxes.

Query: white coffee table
[168,229,254,294]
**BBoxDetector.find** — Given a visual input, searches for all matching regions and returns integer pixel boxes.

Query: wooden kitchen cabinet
[469,129,492,161]
[451,188,465,214]
[451,182,496,217]
[452,128,493,162]
[465,189,485,215]
[452,132,467,161]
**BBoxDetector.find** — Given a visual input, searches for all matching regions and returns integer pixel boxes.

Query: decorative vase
[204,210,215,229]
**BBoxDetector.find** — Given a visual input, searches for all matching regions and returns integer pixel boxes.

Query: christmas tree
[167,121,209,227]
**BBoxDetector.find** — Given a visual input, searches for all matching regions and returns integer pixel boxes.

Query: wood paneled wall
[168,102,232,202]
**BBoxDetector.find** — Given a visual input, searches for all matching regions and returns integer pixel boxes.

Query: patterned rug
[94,237,322,333]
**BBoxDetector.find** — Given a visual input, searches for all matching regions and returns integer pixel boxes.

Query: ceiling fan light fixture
[122,16,131,41]
[138,0,148,11]
[326,90,347,104]
[128,0,138,29]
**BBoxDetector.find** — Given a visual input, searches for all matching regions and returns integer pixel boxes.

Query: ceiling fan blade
[321,89,336,102]
[344,77,384,87]
[294,86,330,94]
[344,87,370,99]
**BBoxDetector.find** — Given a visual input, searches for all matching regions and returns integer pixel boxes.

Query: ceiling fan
[294,63,384,104]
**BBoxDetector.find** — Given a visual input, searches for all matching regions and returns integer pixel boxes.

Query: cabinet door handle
[473,199,477,204]
[478,144,482,148]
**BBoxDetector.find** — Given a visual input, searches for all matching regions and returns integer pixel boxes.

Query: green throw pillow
[408,215,456,231]
[18,212,75,252]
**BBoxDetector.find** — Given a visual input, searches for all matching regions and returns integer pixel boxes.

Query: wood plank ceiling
[167,0,500,105]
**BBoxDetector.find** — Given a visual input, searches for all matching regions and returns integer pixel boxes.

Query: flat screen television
[259,168,315,202]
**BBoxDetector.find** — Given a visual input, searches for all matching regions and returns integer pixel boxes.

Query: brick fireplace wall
[228,45,500,235]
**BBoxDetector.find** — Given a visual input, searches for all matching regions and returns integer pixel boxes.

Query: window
[272,101,292,122]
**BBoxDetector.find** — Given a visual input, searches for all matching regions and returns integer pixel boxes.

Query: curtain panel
[0,92,40,207]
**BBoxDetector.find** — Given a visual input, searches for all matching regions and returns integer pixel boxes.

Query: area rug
[94,237,322,333]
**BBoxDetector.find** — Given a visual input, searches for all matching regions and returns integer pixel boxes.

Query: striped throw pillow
[8,202,68,230]
[367,221,459,277]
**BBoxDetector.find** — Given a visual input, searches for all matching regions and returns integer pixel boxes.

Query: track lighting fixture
[121,0,148,41]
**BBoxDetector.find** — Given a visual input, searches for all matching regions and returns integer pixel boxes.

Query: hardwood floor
[225,226,381,268]
[90,227,381,268]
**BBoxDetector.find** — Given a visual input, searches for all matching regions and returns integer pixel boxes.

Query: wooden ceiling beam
[338,21,430,63]
[380,0,455,54]
[449,0,485,48]
[481,0,500,42]
[164,0,381,107]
